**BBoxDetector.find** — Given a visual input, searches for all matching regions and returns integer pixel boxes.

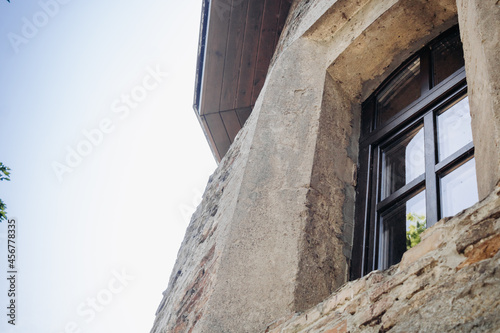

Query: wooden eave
[194,0,291,162]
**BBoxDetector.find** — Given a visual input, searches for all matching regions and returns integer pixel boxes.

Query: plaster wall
[266,183,500,332]
[457,0,500,199]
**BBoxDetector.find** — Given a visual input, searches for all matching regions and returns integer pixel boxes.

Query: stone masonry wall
[150,96,261,332]
[151,0,500,331]
[265,183,500,333]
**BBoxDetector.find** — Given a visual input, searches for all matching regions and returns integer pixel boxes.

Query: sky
[0,0,217,332]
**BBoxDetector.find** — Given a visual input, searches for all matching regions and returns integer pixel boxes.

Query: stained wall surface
[151,0,500,332]
[266,184,500,332]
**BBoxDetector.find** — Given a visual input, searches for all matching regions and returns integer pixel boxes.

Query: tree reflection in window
[406,212,426,250]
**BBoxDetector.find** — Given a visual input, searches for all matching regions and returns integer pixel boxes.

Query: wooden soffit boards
[194,0,291,162]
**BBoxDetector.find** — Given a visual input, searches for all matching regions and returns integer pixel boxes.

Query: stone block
[399,228,445,271]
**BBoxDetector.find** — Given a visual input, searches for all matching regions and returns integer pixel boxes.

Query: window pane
[361,99,375,134]
[436,96,472,161]
[379,190,426,269]
[440,158,478,218]
[381,126,425,198]
[432,31,465,85]
[377,57,421,127]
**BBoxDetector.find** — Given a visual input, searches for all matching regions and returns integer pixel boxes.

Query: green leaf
[0,162,11,181]
[406,212,426,250]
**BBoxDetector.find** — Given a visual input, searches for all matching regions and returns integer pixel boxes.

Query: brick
[399,228,445,271]
[324,320,347,333]
[457,233,500,270]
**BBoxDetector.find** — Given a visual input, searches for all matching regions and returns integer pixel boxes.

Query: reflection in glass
[440,158,478,218]
[379,191,426,269]
[377,57,421,127]
[432,31,465,85]
[437,96,472,161]
[382,126,425,198]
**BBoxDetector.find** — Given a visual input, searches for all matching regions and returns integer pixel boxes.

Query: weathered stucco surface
[457,0,500,199]
[266,184,500,332]
[150,89,263,332]
[151,0,500,332]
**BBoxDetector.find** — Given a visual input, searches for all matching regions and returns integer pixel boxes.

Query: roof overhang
[194,0,292,162]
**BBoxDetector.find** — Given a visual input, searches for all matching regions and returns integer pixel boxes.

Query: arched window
[351,27,478,278]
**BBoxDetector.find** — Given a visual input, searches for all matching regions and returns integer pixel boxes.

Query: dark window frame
[351,27,475,279]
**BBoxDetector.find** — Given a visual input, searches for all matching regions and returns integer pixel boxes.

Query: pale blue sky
[0,0,216,332]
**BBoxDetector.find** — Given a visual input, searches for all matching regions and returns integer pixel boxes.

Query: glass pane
[361,99,375,134]
[377,57,421,126]
[432,31,465,85]
[381,126,425,198]
[379,191,426,269]
[437,96,472,161]
[440,158,478,218]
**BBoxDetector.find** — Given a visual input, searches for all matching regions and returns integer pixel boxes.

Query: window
[351,28,478,279]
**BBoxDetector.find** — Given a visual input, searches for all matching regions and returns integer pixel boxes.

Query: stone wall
[150,0,500,331]
[265,184,500,332]
[150,94,262,332]
[457,0,500,199]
